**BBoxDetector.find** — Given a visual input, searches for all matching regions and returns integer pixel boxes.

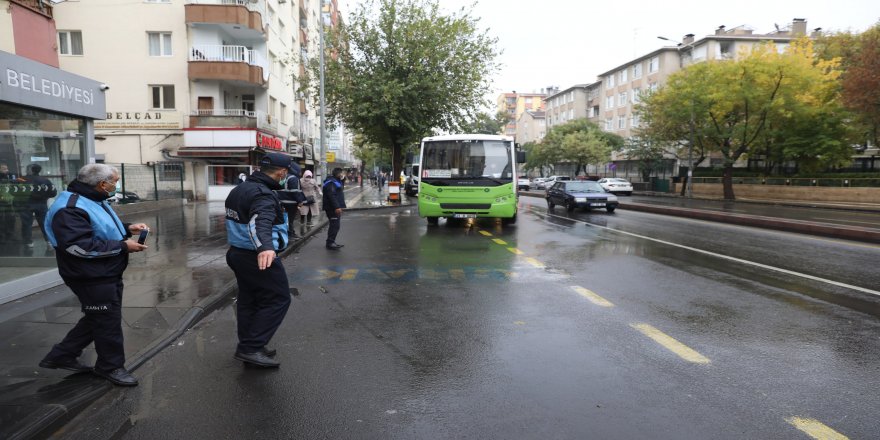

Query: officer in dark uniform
[20,164,57,247]
[322,167,346,250]
[39,163,148,386]
[225,152,292,368]
[276,161,306,239]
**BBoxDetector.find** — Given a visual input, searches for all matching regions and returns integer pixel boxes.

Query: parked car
[532,178,549,190]
[597,177,633,196]
[109,190,140,204]
[538,175,570,190]
[546,180,618,213]
[517,176,530,191]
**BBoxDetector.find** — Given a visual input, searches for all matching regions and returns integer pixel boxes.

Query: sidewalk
[0,183,412,440]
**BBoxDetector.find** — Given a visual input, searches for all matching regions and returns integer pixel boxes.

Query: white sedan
[597,178,633,195]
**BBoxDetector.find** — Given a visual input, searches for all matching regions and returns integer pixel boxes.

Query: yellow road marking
[492,238,508,245]
[449,269,465,280]
[316,269,341,280]
[514,321,526,325]
[341,269,358,280]
[786,417,849,440]
[479,230,493,237]
[524,257,545,268]
[630,323,710,364]
[570,286,614,307]
[507,247,523,255]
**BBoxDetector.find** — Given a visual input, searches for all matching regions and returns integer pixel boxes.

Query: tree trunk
[680,176,688,196]
[391,142,403,184]
[722,165,736,200]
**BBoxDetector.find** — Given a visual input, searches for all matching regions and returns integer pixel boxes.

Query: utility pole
[658,35,697,198]
[319,1,327,181]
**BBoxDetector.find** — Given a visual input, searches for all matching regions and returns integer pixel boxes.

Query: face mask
[104,181,117,197]
[279,174,288,186]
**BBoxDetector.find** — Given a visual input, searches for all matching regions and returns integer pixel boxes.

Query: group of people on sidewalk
[36,154,348,386]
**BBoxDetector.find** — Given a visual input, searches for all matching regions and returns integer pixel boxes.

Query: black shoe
[39,357,93,374]
[93,368,139,386]
[261,347,277,357]
[326,243,343,250]
[234,351,280,368]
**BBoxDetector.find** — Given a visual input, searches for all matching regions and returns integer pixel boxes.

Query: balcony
[185,0,267,38]
[189,109,278,134]
[188,45,268,87]
[9,0,53,18]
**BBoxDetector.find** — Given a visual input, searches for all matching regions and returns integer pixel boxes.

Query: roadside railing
[692,177,880,188]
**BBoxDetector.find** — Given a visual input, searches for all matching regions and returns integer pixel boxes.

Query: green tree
[622,136,669,183]
[458,111,507,135]
[309,0,500,178]
[637,39,848,199]
[539,119,622,176]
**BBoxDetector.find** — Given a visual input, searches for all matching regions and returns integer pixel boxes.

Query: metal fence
[106,162,186,204]
[691,177,880,188]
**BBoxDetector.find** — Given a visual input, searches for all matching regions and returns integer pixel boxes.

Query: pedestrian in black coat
[322,168,346,250]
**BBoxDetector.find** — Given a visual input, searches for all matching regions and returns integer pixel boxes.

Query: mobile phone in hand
[137,229,149,244]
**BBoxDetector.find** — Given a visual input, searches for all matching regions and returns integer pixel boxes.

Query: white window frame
[618,91,628,107]
[148,32,172,57]
[57,30,83,56]
[649,56,660,73]
[617,116,626,130]
[149,85,175,110]
[606,96,614,109]
[619,69,628,83]
[633,63,642,79]
[632,87,641,104]
[607,75,615,88]
[605,118,613,131]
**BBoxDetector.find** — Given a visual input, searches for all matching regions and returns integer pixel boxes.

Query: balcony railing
[189,109,278,134]
[190,109,257,117]
[189,45,265,67]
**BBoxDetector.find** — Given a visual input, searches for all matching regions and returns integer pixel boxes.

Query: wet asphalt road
[54,203,880,439]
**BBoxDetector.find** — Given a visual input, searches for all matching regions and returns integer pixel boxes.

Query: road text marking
[630,323,710,364]
[786,417,849,440]
[571,286,614,307]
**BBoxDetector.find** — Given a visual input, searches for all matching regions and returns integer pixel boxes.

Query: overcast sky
[337,0,879,103]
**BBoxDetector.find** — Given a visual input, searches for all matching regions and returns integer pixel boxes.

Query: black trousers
[283,204,298,235]
[226,247,291,354]
[325,211,341,245]
[44,279,125,373]
[20,202,48,243]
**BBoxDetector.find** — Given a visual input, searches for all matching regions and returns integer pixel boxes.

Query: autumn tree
[840,23,880,147]
[458,111,508,135]
[637,39,849,199]
[534,119,622,176]
[309,0,500,178]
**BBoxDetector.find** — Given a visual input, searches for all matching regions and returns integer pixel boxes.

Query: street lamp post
[319,6,327,182]
[658,35,696,198]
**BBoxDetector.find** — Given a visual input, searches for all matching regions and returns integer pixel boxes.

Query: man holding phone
[39,164,148,387]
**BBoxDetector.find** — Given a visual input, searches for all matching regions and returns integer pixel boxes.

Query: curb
[517,191,880,244]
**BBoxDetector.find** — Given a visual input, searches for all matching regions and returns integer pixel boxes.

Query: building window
[525,97,533,105]
[605,119,613,131]
[618,91,628,107]
[149,85,175,109]
[617,116,626,130]
[633,63,642,79]
[648,82,659,92]
[148,32,172,56]
[280,103,288,124]
[607,75,615,88]
[569,109,574,119]
[569,91,574,103]
[632,87,641,104]
[269,96,277,120]
[58,31,83,56]
[606,96,614,109]
[649,56,660,73]
[631,114,641,128]
[619,69,628,83]
[158,162,184,182]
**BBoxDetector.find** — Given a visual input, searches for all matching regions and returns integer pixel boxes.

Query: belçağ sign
[0,50,106,120]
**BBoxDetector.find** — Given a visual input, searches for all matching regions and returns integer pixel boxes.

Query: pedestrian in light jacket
[298,170,321,226]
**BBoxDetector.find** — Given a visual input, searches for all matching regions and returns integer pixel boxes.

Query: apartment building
[496,91,546,137]
[52,0,334,201]
[515,110,545,145]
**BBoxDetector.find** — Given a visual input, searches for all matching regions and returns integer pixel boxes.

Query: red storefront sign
[256,132,283,150]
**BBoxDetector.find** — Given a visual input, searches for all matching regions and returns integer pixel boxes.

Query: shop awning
[176,147,252,158]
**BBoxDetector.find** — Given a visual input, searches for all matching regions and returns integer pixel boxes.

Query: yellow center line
[479,230,493,237]
[492,238,508,245]
[786,417,849,440]
[630,323,710,364]
[524,257,545,268]
[507,247,523,255]
[571,286,614,307]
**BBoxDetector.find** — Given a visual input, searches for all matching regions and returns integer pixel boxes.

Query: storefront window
[0,102,86,269]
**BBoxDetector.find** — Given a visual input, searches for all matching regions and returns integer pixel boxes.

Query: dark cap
[259,152,290,169]
[288,161,301,175]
